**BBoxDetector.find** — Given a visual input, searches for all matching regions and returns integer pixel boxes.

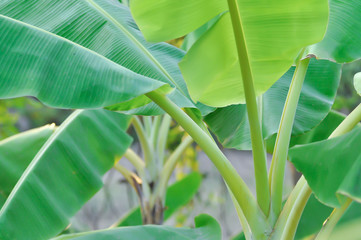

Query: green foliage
[0,125,55,206]
[289,127,361,208]
[0,0,195,110]
[296,196,361,239]
[1,0,361,239]
[0,98,69,140]
[205,59,341,150]
[114,172,202,226]
[0,110,132,240]
[54,214,221,240]
[131,0,329,107]
[307,0,361,63]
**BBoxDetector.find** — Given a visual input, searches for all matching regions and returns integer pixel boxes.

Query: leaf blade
[54,214,221,240]
[289,127,361,208]
[0,0,192,109]
[0,110,132,240]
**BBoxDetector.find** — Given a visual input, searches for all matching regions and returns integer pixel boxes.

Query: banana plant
[1,0,361,239]
[112,114,197,225]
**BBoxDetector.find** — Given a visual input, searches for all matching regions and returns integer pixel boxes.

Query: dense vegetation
[0,0,361,239]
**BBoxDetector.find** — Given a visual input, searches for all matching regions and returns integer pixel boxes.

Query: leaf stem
[269,54,311,218]
[272,103,361,238]
[270,176,308,239]
[150,115,162,148]
[226,0,270,215]
[123,148,145,176]
[281,179,312,240]
[154,135,193,202]
[143,116,153,137]
[146,91,269,238]
[230,191,252,240]
[157,114,172,168]
[184,108,214,139]
[329,103,361,138]
[314,198,353,240]
[132,117,153,167]
[113,164,142,190]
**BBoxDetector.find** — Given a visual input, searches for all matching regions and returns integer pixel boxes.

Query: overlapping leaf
[289,127,361,208]
[308,0,361,63]
[0,0,193,110]
[54,214,221,240]
[0,125,55,207]
[0,110,132,240]
[131,0,329,106]
[296,195,361,239]
[205,59,341,150]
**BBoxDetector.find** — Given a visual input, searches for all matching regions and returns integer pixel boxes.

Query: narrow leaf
[289,127,361,208]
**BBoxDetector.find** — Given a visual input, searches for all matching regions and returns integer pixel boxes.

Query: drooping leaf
[289,127,361,208]
[308,0,361,63]
[0,110,132,240]
[296,196,361,240]
[205,59,341,150]
[0,125,55,207]
[354,72,361,96]
[114,172,202,227]
[295,194,333,239]
[54,214,221,240]
[0,0,193,110]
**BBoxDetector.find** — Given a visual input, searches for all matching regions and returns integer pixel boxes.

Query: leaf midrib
[0,110,83,215]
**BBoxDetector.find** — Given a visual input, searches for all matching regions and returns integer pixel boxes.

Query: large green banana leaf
[131,0,329,107]
[289,127,361,208]
[0,110,132,240]
[0,0,193,110]
[204,59,341,150]
[114,172,202,227]
[0,125,55,207]
[54,214,221,240]
[308,0,361,63]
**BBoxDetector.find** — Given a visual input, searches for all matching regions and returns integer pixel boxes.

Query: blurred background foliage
[0,97,70,140]
[334,59,361,113]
